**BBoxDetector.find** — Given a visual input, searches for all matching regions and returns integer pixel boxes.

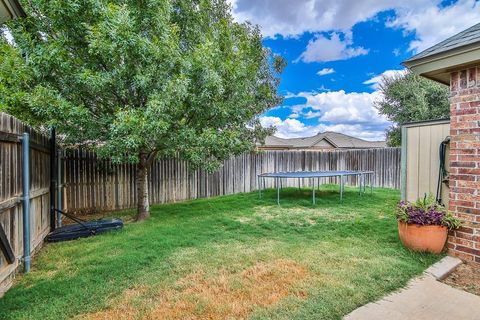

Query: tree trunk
[135,152,150,221]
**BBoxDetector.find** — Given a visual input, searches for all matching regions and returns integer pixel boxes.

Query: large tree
[0,0,284,220]
[375,71,450,146]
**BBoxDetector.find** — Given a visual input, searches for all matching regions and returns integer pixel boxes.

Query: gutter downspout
[22,132,31,273]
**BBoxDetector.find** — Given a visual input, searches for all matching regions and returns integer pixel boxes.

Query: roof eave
[403,43,480,85]
[317,136,338,148]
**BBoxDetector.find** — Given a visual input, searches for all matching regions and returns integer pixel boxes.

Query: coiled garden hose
[436,136,450,204]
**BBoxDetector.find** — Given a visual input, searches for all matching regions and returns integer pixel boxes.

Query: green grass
[0,186,441,320]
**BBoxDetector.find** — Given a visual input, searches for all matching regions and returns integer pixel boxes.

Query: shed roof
[262,131,386,149]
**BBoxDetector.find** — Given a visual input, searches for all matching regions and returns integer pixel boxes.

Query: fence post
[57,149,63,227]
[49,127,56,230]
[22,132,31,273]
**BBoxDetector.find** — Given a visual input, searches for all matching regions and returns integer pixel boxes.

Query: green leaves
[1,0,284,172]
[375,72,450,146]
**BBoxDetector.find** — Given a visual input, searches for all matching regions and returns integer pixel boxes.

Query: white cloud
[261,86,391,140]
[229,0,434,38]
[230,0,479,56]
[388,0,480,52]
[230,0,432,37]
[260,116,387,141]
[296,90,389,125]
[317,68,336,76]
[298,32,368,63]
[363,69,407,90]
[260,116,310,138]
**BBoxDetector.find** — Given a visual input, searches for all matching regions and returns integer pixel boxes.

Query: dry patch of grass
[82,286,148,320]
[83,259,308,320]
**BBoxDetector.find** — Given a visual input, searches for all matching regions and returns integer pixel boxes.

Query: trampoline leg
[340,175,344,201]
[371,174,374,194]
[364,174,367,194]
[277,178,280,205]
[358,174,362,195]
[361,174,365,195]
[298,178,301,191]
[258,176,261,199]
[312,179,316,205]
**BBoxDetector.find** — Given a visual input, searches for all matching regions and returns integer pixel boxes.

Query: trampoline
[257,170,374,205]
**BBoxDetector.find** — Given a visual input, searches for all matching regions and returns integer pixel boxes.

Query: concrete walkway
[345,257,480,320]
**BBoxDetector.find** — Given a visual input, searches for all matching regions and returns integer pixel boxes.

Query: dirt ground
[442,263,480,296]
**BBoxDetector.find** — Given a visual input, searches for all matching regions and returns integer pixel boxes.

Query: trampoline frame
[257,170,374,205]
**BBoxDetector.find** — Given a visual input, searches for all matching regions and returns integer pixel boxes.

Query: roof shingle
[404,22,480,63]
[261,132,386,149]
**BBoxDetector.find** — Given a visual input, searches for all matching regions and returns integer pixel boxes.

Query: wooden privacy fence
[63,148,401,214]
[0,113,51,295]
[0,112,401,295]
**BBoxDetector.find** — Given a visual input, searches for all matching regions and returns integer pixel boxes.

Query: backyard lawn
[0,186,440,320]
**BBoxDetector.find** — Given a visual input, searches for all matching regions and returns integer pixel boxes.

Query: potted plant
[395,195,461,254]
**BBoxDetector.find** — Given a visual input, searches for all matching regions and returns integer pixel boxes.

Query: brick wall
[448,66,480,263]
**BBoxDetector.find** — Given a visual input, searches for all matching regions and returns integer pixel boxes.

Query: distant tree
[0,0,284,220]
[375,71,450,146]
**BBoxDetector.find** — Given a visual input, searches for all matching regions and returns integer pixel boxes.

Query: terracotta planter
[397,221,448,254]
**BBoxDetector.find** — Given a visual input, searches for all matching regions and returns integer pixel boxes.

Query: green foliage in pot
[396,194,462,230]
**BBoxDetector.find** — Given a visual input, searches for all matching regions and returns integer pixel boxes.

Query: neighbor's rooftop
[262,131,386,149]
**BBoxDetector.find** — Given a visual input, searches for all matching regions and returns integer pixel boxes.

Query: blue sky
[230,0,480,140]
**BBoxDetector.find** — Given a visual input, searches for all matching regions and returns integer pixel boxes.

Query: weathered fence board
[0,113,51,296]
[63,148,401,214]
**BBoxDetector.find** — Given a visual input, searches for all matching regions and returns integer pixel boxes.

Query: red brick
[453,231,478,241]
[450,237,475,248]
[448,249,475,262]
[451,71,459,91]
[460,70,468,89]
[457,206,480,215]
[468,68,477,87]
[451,108,478,116]
[449,68,480,261]
[450,199,475,208]
[457,226,474,234]
[450,149,476,155]
[450,162,477,168]
[454,245,480,256]
[450,174,476,181]
[456,168,480,175]
[450,187,478,194]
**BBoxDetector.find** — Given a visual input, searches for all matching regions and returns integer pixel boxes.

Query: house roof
[261,131,386,149]
[403,22,480,84]
[404,23,480,63]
